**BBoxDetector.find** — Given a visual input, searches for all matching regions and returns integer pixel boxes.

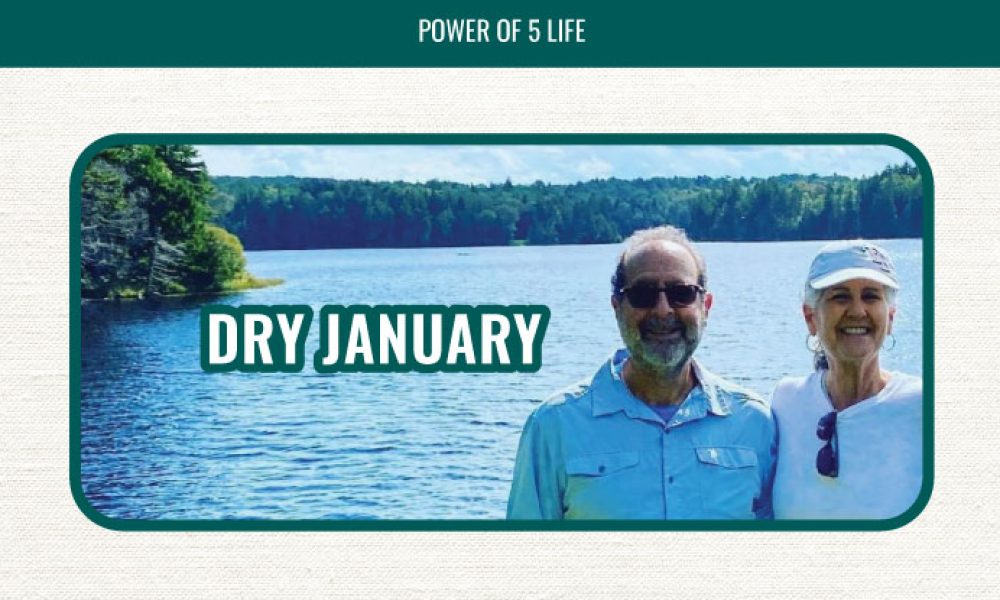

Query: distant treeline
[208,164,922,250]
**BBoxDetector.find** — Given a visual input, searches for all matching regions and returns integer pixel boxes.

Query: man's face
[612,241,712,373]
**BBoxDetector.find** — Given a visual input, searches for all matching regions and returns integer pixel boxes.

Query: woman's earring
[884,333,897,351]
[806,334,822,353]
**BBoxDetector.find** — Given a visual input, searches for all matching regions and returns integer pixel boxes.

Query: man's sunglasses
[816,411,838,478]
[618,283,705,309]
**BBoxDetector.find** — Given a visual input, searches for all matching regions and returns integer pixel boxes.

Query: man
[507,226,776,519]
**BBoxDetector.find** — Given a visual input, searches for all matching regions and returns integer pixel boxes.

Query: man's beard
[619,315,702,373]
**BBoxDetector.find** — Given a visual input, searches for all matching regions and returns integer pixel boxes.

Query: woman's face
[804,278,896,368]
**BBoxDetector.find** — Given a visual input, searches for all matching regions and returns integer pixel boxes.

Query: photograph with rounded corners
[71,135,932,530]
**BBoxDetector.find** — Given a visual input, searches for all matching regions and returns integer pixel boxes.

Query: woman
[771,240,923,519]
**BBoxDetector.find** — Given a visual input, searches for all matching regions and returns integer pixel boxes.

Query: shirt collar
[591,349,732,422]
[689,359,732,417]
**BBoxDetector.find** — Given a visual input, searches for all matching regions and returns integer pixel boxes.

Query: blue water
[79,239,923,520]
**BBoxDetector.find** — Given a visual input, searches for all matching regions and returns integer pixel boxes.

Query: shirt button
[668,476,674,484]
[598,465,606,473]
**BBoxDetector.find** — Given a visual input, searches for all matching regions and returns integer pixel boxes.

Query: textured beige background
[0,69,996,598]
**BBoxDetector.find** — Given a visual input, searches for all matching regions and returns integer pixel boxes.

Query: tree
[80,145,255,299]
[182,225,248,292]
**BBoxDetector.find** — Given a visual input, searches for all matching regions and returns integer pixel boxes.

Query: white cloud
[575,155,615,180]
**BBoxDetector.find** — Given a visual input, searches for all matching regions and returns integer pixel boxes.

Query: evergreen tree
[81,145,260,299]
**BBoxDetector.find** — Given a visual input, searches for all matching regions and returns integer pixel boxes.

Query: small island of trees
[81,145,279,300]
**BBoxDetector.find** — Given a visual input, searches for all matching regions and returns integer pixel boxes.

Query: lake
[79,239,923,520]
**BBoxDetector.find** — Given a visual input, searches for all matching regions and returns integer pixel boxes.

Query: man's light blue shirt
[507,350,777,520]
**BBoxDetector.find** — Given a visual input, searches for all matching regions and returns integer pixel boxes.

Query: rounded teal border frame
[69,133,934,531]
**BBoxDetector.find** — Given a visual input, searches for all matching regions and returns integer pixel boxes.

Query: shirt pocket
[693,446,760,519]
[563,451,643,519]
[566,451,640,477]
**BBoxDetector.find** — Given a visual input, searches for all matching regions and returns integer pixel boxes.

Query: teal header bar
[4,1,1000,67]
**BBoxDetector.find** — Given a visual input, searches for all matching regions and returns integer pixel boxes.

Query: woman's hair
[803,283,898,370]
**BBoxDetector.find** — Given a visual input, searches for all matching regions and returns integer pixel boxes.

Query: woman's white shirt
[771,371,923,520]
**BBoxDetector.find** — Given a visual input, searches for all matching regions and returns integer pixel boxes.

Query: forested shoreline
[208,164,922,250]
[81,145,279,300]
[81,144,921,300]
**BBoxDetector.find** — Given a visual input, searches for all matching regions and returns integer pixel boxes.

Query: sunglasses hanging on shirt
[816,410,839,478]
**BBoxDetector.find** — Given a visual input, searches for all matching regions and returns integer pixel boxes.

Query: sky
[194,145,914,185]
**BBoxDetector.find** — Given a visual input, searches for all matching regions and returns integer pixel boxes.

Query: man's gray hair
[611,225,707,295]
